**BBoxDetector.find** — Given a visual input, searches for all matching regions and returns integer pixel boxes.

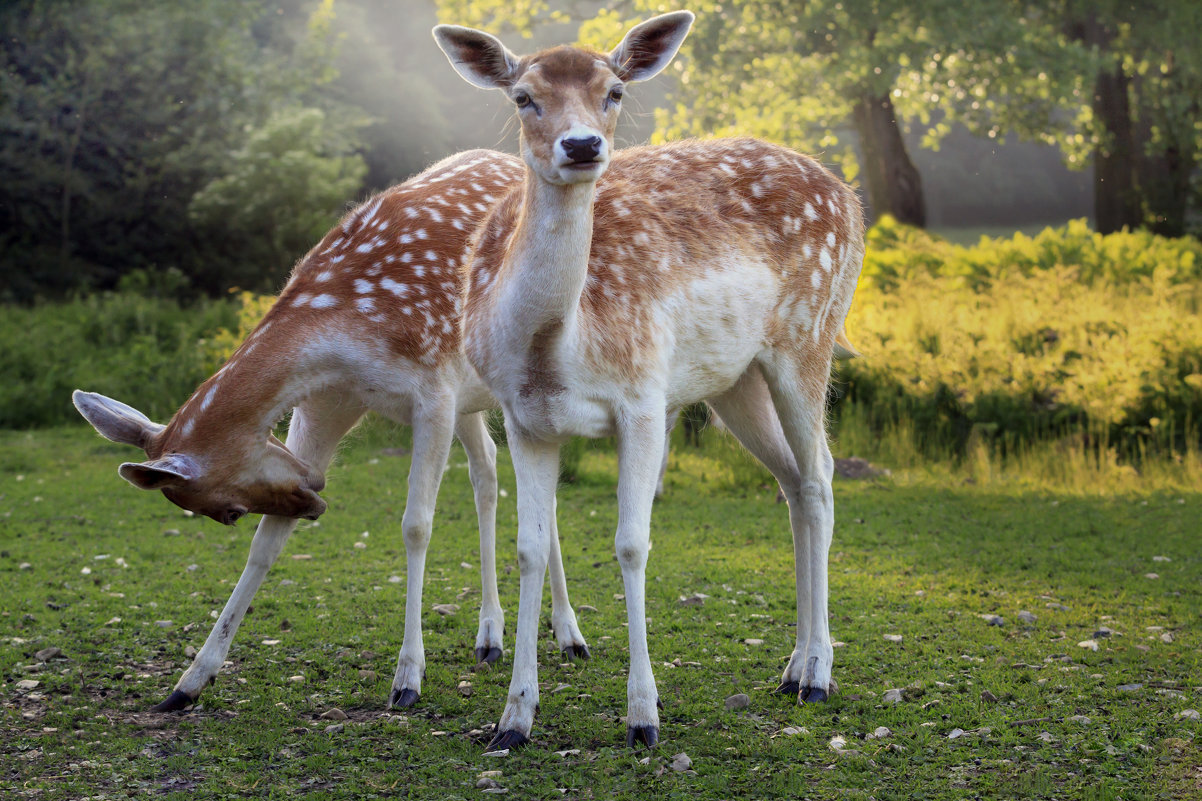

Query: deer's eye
[607,87,624,106]
[513,91,533,108]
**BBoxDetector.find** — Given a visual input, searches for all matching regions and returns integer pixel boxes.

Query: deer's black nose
[561,136,602,163]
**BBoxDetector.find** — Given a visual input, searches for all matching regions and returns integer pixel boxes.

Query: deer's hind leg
[709,359,837,704]
[153,394,365,712]
[455,412,506,666]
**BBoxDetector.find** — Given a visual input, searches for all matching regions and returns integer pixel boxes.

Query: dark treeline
[0,0,513,302]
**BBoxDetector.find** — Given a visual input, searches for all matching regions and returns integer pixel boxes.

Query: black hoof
[150,689,195,713]
[772,680,800,696]
[389,687,420,709]
[799,686,829,704]
[561,643,590,661]
[474,646,503,665]
[486,729,529,752]
[626,725,659,748]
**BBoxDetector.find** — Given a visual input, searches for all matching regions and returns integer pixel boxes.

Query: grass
[2,423,1200,799]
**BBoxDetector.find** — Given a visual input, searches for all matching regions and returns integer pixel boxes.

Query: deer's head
[72,390,326,525]
[433,11,693,186]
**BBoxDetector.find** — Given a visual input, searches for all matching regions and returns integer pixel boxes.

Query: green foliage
[0,0,422,301]
[839,218,1202,460]
[0,293,238,428]
[188,107,367,292]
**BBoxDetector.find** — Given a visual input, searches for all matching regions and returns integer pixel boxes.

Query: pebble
[16,679,40,690]
[554,749,580,757]
[288,675,305,683]
[34,647,61,662]
[744,638,764,646]
[476,779,501,790]
[1152,555,1171,562]
[19,563,32,570]
[1145,573,1159,579]
[981,615,1004,627]
[1018,611,1037,624]
[1160,632,1175,644]
[184,646,197,658]
[482,790,509,795]
[883,634,903,642]
[868,726,892,739]
[980,690,999,703]
[828,735,848,752]
[1175,709,1199,721]
[678,594,707,607]
[1094,626,1113,638]
[1077,640,1099,651]
[432,604,460,616]
[1117,683,1143,692]
[725,693,750,711]
[883,688,904,704]
[669,753,692,772]
[1067,715,1091,724]
[155,620,173,628]
[948,728,966,739]
[781,726,808,736]
[459,681,473,697]
[320,708,348,721]
[324,723,344,733]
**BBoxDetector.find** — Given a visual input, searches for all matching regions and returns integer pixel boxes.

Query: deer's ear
[73,390,164,450]
[432,24,520,90]
[118,454,201,491]
[608,11,694,83]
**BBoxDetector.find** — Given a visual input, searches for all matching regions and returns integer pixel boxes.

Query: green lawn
[2,425,1199,799]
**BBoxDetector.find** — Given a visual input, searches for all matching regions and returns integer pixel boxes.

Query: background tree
[439,0,1200,234]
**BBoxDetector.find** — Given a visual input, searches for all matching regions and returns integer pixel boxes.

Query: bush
[0,292,238,428]
[839,218,1202,460]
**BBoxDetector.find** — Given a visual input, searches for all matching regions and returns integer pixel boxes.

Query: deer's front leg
[153,514,298,711]
[155,397,362,712]
[615,411,666,747]
[389,402,457,709]
[487,430,560,751]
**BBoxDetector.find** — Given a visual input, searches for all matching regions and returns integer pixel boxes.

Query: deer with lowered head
[72,150,601,713]
[434,10,864,750]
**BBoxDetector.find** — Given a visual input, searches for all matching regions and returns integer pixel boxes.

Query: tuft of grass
[2,426,1198,799]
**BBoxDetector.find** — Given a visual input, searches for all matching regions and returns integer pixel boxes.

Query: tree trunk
[1091,63,1141,233]
[852,91,925,228]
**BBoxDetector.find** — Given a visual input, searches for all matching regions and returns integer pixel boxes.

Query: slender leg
[488,428,560,751]
[757,352,837,703]
[152,396,364,711]
[455,412,505,666]
[614,409,667,747]
[389,398,457,709]
[547,496,589,659]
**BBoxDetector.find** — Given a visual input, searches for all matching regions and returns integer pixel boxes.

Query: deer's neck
[167,319,356,447]
[502,173,597,337]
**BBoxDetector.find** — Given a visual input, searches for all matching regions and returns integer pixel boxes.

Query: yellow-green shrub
[840,218,1202,459]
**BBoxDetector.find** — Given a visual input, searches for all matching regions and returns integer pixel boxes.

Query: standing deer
[434,10,864,750]
[72,149,597,713]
